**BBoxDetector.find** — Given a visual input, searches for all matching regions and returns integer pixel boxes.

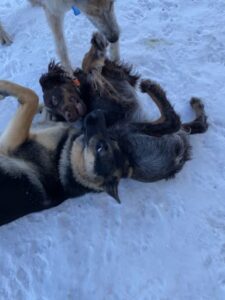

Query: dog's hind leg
[182,98,208,134]
[0,21,12,45]
[45,11,72,73]
[0,81,39,154]
[130,80,181,136]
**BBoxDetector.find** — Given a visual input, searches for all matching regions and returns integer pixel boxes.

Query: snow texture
[0,0,225,299]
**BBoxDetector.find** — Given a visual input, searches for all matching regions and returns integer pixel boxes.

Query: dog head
[79,0,120,43]
[70,110,129,203]
[39,61,87,122]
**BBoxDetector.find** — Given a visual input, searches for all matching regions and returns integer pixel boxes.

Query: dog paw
[0,31,12,46]
[91,32,108,51]
[190,97,204,110]
[140,79,162,94]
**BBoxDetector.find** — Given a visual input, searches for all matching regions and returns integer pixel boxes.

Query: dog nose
[108,33,119,43]
[84,109,105,127]
[84,110,106,142]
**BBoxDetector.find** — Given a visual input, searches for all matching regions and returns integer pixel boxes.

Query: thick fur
[40,32,181,135]
[0,82,128,226]
[28,0,120,72]
[39,33,208,185]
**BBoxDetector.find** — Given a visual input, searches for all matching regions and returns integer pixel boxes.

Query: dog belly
[0,157,48,226]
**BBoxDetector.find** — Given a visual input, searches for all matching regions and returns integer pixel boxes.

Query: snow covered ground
[0,0,225,299]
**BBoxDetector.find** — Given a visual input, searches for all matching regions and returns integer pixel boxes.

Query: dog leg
[82,32,108,74]
[45,10,72,73]
[130,80,181,136]
[109,41,120,61]
[0,21,12,45]
[0,81,39,154]
[182,98,208,134]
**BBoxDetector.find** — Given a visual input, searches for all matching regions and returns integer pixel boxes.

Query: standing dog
[30,0,120,72]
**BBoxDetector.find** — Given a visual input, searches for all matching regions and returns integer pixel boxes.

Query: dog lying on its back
[40,33,182,137]
[40,33,208,182]
[0,76,208,226]
[0,32,209,225]
[0,80,132,226]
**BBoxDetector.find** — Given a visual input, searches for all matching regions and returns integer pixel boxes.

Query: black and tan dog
[0,73,208,226]
[38,33,208,187]
[0,36,208,226]
[0,81,131,226]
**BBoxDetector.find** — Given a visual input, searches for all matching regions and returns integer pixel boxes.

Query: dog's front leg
[0,21,12,45]
[45,11,72,73]
[0,81,39,154]
[109,41,120,61]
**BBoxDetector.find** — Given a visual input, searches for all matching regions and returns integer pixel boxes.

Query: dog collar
[72,6,81,16]
[72,78,80,88]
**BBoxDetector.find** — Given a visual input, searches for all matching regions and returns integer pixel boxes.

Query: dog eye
[52,96,59,106]
[70,96,80,104]
[96,141,108,153]
[65,110,72,120]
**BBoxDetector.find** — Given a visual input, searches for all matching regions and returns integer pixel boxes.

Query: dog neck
[58,130,93,198]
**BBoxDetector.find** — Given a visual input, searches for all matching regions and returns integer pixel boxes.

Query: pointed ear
[48,60,66,75]
[105,180,121,204]
[39,73,55,90]
[39,61,68,90]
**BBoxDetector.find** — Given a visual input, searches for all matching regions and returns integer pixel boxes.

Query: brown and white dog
[0,0,120,72]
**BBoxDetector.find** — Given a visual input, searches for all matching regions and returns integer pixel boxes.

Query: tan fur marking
[30,123,70,151]
[70,136,104,191]
[0,81,39,155]
[82,44,105,74]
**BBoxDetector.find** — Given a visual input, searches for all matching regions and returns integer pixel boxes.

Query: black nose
[108,33,119,43]
[84,109,105,126]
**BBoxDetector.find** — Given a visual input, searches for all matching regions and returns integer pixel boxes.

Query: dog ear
[105,179,121,204]
[48,60,66,75]
[39,61,68,90]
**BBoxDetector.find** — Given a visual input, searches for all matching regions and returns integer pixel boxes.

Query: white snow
[0,0,225,299]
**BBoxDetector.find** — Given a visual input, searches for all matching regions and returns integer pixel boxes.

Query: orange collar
[72,78,80,88]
